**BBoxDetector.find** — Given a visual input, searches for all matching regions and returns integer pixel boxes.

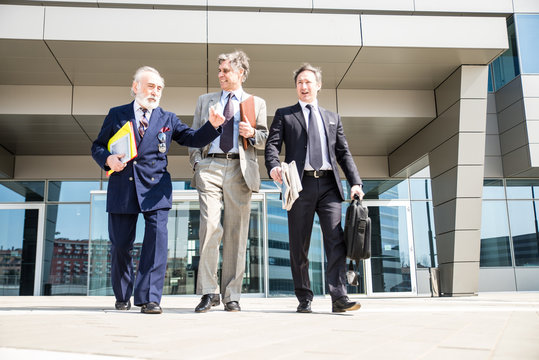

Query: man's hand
[107,154,126,172]
[350,184,364,201]
[270,166,283,184]
[208,106,225,128]
[239,116,255,138]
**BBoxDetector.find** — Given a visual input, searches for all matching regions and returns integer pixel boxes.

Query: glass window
[488,64,494,93]
[362,180,409,200]
[43,204,90,295]
[483,179,505,199]
[480,201,512,267]
[507,200,539,266]
[506,179,539,199]
[266,193,324,296]
[492,17,520,91]
[515,15,539,74]
[411,202,437,268]
[0,181,44,202]
[369,205,412,293]
[47,181,100,202]
[0,208,39,295]
[172,181,192,190]
[410,179,432,200]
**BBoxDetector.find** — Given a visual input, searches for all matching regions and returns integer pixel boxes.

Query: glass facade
[515,14,539,74]
[491,16,520,91]
[481,179,539,268]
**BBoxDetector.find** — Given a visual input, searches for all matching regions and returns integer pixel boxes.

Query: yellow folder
[106,121,138,176]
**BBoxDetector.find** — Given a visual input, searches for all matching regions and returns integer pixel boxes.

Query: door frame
[361,199,417,297]
[0,203,45,296]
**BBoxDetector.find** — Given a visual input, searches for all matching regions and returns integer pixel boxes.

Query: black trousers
[287,175,347,302]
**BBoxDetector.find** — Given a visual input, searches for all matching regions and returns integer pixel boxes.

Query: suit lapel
[138,107,165,152]
[123,101,141,145]
[291,103,307,133]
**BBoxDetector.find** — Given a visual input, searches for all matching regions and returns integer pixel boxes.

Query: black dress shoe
[140,302,162,314]
[195,294,220,313]
[224,301,241,312]
[115,300,131,310]
[332,296,361,313]
[296,299,312,313]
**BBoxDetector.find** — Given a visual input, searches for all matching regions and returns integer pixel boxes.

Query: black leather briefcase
[344,195,371,261]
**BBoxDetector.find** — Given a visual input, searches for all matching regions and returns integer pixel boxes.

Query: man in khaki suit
[189,50,268,312]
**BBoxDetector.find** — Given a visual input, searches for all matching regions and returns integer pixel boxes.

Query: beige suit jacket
[188,91,268,192]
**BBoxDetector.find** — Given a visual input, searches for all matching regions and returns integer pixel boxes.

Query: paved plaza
[1,292,538,359]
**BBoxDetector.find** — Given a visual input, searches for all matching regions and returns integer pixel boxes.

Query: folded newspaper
[280,161,302,211]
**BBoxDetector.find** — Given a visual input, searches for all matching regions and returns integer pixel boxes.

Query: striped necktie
[139,108,149,138]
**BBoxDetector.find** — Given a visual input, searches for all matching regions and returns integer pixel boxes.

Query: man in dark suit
[265,63,364,313]
[91,66,223,314]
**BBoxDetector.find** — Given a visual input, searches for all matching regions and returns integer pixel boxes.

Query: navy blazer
[92,101,220,214]
[265,103,361,201]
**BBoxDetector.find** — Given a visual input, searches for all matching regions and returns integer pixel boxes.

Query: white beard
[136,94,160,110]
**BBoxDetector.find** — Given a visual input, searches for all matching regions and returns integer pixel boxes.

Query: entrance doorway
[0,204,45,296]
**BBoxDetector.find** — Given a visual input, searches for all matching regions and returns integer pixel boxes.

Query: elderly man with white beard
[92,66,224,314]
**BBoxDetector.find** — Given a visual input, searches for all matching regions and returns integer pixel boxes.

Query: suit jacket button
[129,177,133,181]
[152,161,155,165]
[133,161,137,165]
[151,177,155,181]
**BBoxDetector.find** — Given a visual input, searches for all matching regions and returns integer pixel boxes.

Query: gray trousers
[194,157,252,303]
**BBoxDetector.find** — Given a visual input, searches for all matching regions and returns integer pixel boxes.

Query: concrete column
[430,66,488,296]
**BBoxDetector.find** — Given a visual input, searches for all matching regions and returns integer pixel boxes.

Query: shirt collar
[299,99,319,111]
[221,88,243,102]
[134,100,152,117]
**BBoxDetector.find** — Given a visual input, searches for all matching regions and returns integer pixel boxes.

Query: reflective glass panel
[506,179,539,199]
[48,181,100,202]
[0,181,44,202]
[89,194,265,296]
[507,200,539,266]
[370,206,412,293]
[480,201,512,267]
[488,64,494,92]
[483,179,506,199]
[172,181,192,190]
[410,179,432,200]
[267,193,323,296]
[0,209,39,295]
[43,204,90,295]
[515,15,539,74]
[492,17,520,90]
[411,201,437,268]
[362,180,409,200]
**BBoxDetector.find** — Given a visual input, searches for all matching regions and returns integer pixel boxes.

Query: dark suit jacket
[265,102,361,201]
[92,101,220,214]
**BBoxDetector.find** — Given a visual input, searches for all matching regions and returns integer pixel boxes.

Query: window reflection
[0,181,44,202]
[515,14,539,74]
[483,179,505,199]
[363,180,409,200]
[492,16,520,90]
[507,201,539,266]
[43,204,90,295]
[506,179,539,199]
[410,179,432,200]
[0,209,39,295]
[47,181,100,202]
[411,202,437,268]
[267,193,323,296]
[480,201,512,267]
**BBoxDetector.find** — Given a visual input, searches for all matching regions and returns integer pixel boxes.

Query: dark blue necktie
[220,93,234,153]
[306,104,323,170]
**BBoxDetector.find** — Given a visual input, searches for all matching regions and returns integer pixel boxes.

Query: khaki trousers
[194,157,252,303]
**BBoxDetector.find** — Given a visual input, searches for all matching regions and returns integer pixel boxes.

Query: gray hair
[218,50,250,83]
[293,63,322,86]
[130,66,165,97]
